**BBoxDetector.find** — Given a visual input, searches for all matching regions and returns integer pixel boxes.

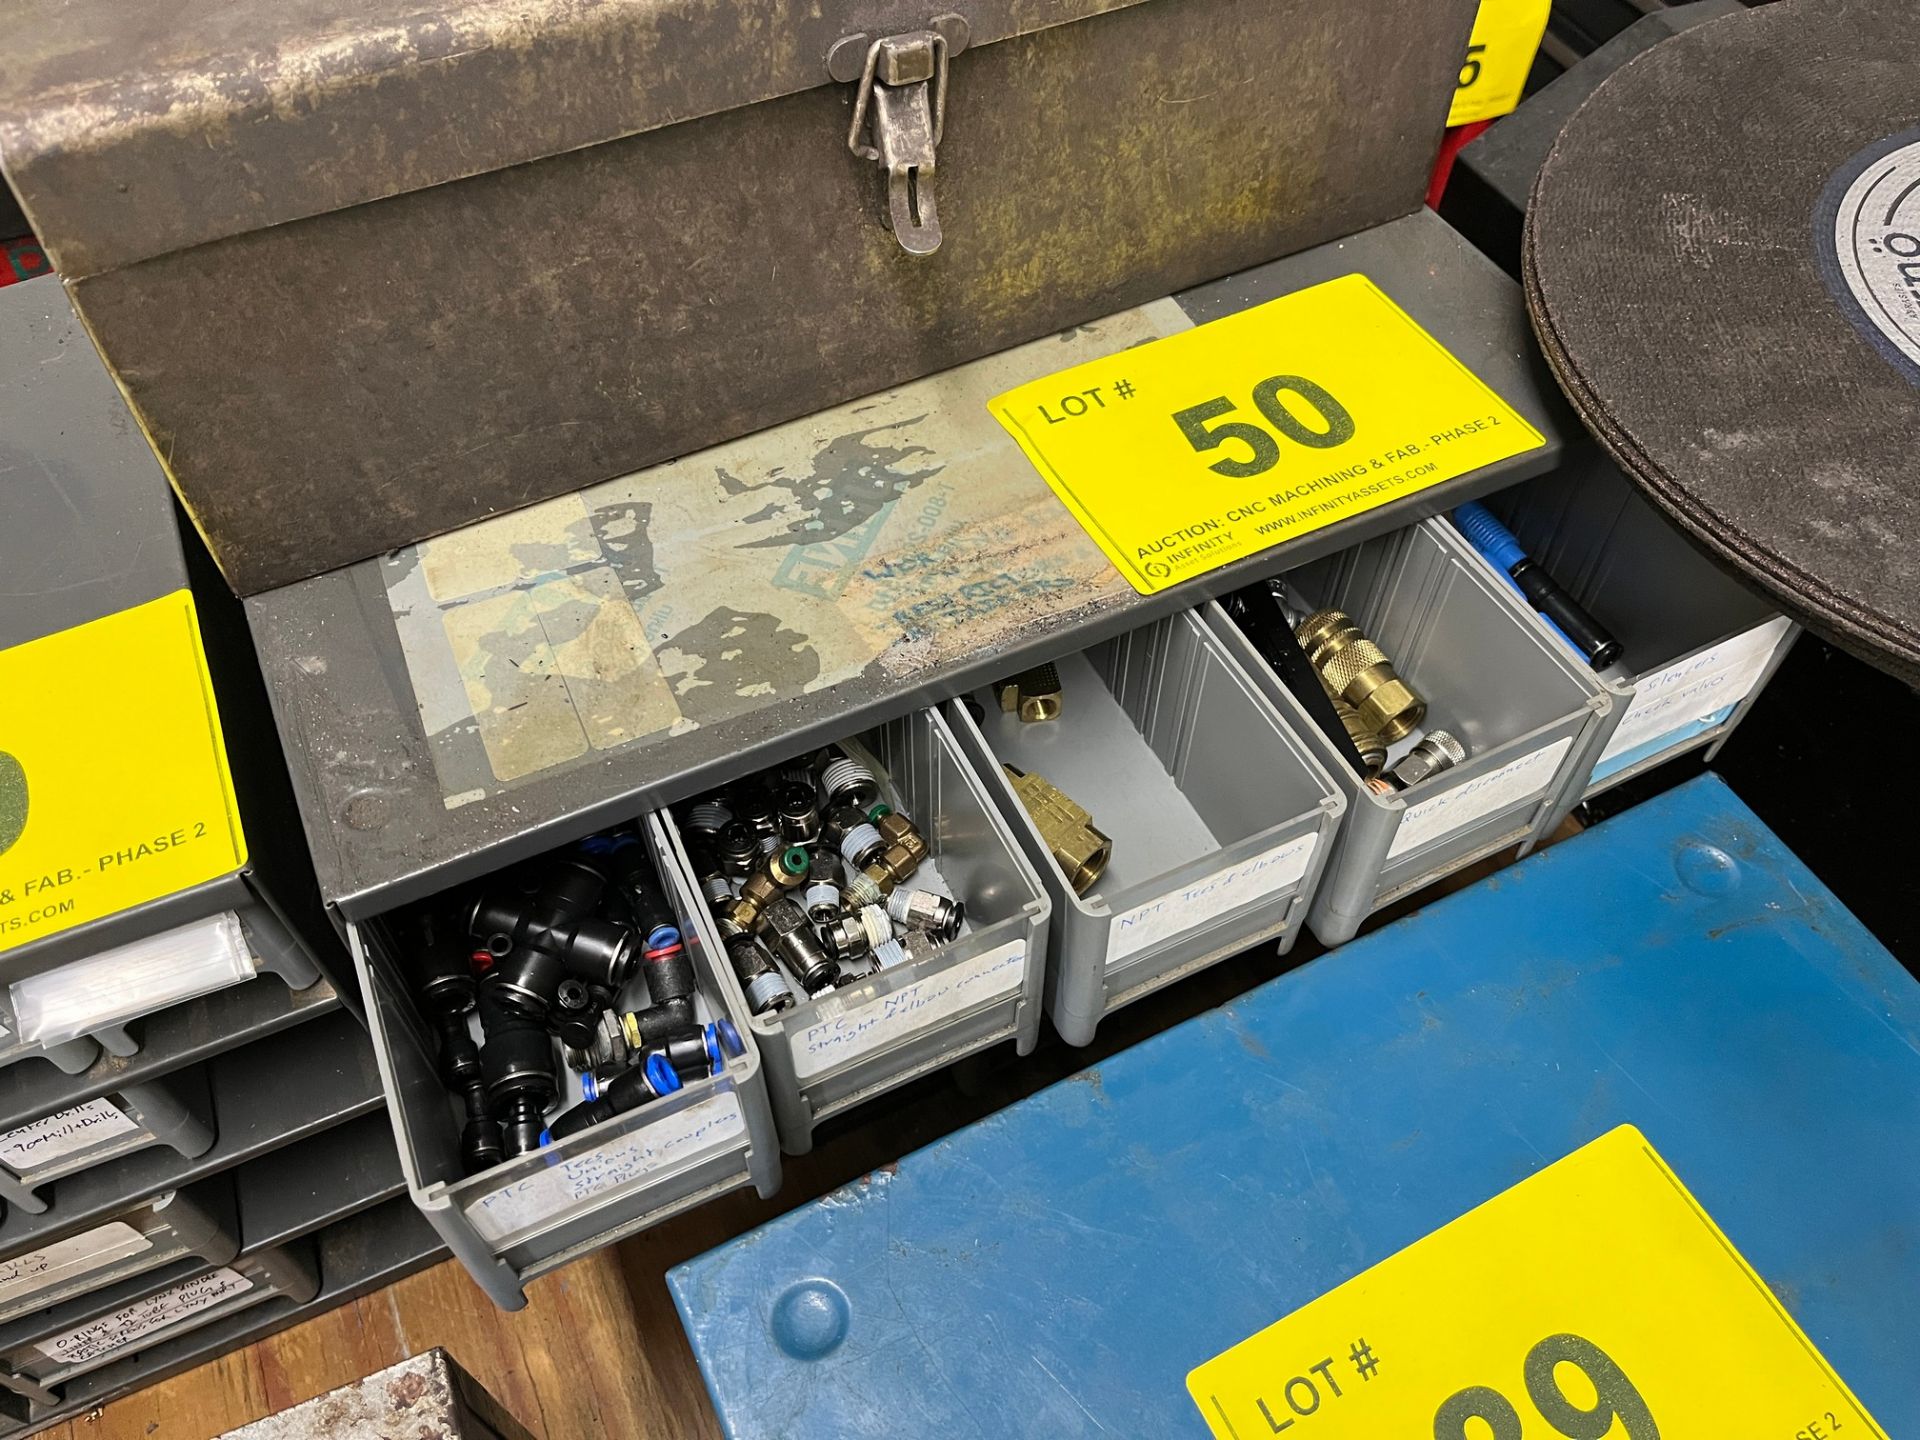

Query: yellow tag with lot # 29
[988,274,1545,595]
[0,590,245,952]
[1188,1126,1887,1440]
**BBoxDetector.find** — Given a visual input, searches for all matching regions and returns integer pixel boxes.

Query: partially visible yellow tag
[1449,0,1553,126]
[1188,1126,1887,1440]
[0,590,246,952]
[988,274,1544,594]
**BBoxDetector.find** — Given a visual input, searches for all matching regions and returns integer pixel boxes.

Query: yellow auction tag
[1449,0,1553,127]
[989,275,1544,595]
[0,590,246,952]
[1189,1126,1887,1440]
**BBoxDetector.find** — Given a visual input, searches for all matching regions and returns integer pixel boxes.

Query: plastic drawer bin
[0,1072,214,1215]
[349,815,779,1309]
[1209,518,1609,946]
[660,708,1052,1156]
[1469,455,1797,797]
[950,610,1346,1047]
[0,1244,312,1410]
[0,1180,237,1326]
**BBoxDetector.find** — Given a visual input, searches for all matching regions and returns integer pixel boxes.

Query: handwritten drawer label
[1107,832,1319,967]
[791,940,1026,1081]
[37,1266,252,1367]
[1388,736,1572,860]
[0,1096,141,1174]
[0,1221,153,1307]
[466,1091,746,1245]
[1602,617,1792,764]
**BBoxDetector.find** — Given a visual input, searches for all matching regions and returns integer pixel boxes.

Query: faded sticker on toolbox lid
[1188,1126,1887,1439]
[386,303,1185,804]
[989,274,1546,595]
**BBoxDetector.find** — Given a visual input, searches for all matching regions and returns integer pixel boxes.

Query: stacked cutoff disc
[1523,0,1920,682]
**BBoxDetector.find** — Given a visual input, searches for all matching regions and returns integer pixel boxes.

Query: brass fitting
[874,811,929,868]
[1003,765,1110,896]
[995,663,1063,723]
[1295,609,1426,743]
[1328,692,1388,778]
[725,845,811,932]
[854,811,928,894]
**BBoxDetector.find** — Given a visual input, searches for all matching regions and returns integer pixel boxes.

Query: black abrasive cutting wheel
[1524,0,1920,683]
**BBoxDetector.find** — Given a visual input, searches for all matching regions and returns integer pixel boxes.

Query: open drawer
[659,709,1050,1155]
[1465,453,1796,798]
[348,816,779,1309]
[1210,518,1611,945]
[950,610,1344,1046]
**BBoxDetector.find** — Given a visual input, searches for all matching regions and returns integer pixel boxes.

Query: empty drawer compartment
[660,708,1051,1155]
[952,609,1344,1047]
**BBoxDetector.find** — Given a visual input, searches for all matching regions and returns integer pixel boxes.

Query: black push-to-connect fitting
[543,1052,681,1143]
[469,857,636,991]
[400,915,503,1173]
[478,989,556,1160]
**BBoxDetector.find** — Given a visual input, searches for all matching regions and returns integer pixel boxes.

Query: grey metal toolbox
[949,611,1344,1046]
[0,1072,214,1215]
[659,708,1051,1154]
[1468,455,1797,799]
[1208,518,1611,945]
[0,0,1478,593]
[0,1244,314,1410]
[348,816,779,1310]
[0,1180,236,1327]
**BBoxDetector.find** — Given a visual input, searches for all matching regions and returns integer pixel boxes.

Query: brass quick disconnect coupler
[1003,765,1111,896]
[1295,609,1427,744]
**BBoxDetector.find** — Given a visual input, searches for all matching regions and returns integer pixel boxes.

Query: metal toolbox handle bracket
[832,15,971,256]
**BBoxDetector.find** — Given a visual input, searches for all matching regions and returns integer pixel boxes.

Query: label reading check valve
[1188,1126,1887,1440]
[989,275,1545,594]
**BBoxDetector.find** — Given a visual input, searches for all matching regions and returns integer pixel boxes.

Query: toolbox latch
[833,16,971,256]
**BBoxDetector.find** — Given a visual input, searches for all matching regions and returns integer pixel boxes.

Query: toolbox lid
[0,0,1154,278]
